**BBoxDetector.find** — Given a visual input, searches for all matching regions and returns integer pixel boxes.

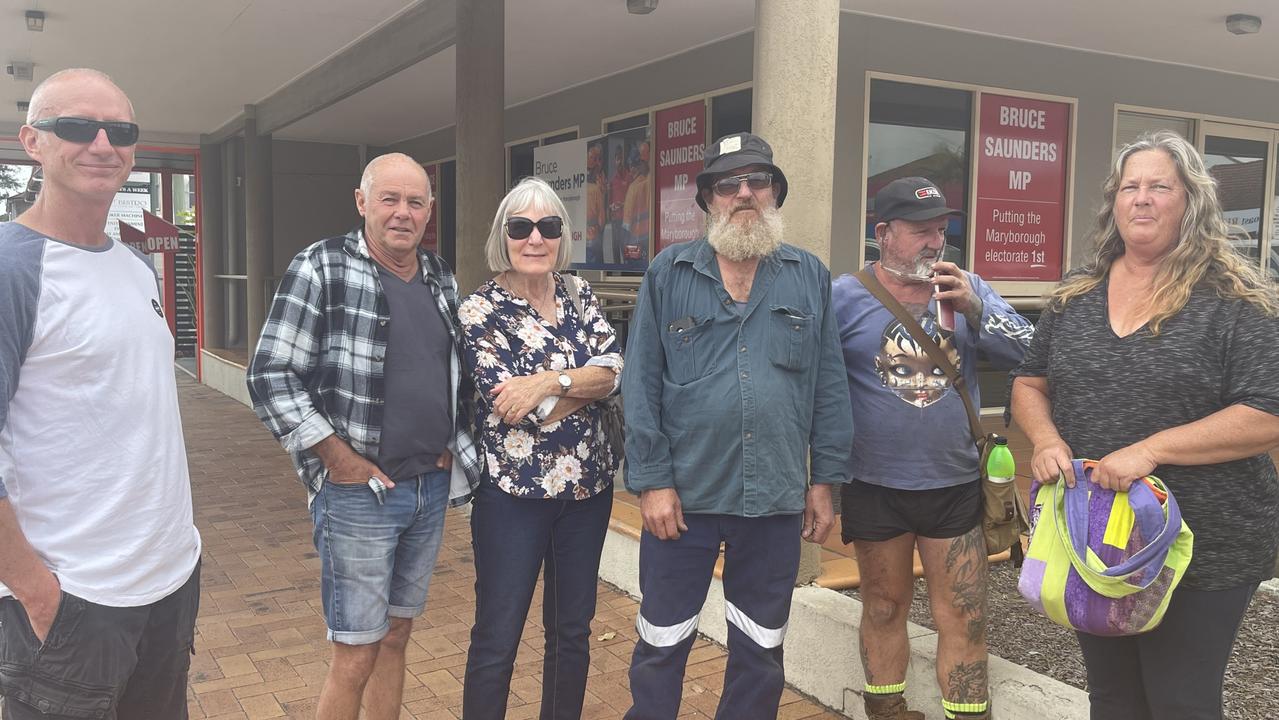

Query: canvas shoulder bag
[854,268,1029,555]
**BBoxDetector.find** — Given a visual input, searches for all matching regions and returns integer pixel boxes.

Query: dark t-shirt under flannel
[1011,278,1279,590]
[376,265,451,482]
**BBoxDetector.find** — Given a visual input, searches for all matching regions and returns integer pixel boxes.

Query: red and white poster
[654,100,706,253]
[421,163,439,253]
[972,94,1070,281]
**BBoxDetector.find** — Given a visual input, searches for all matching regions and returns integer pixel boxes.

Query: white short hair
[360,153,431,199]
[27,68,135,124]
[484,177,574,272]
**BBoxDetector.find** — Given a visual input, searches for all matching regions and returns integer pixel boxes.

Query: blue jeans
[310,470,449,645]
[463,480,614,720]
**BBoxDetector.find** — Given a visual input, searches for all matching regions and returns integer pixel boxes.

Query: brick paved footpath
[178,376,841,719]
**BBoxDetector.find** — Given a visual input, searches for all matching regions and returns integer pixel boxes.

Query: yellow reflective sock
[942,698,990,718]
[864,682,907,695]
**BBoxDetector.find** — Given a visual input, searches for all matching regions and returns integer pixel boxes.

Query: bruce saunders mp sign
[972,94,1071,282]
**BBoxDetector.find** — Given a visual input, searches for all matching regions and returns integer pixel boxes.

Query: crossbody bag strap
[854,268,984,446]
[563,273,585,318]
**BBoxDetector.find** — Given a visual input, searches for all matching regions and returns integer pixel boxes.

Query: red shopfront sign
[119,210,182,254]
[421,163,439,253]
[972,94,1071,281]
[654,100,706,253]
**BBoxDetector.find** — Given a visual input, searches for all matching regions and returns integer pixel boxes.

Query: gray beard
[707,207,785,262]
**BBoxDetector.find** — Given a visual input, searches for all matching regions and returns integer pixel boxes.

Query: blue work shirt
[622,238,853,517]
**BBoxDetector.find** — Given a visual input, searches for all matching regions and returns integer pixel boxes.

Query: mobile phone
[935,283,955,332]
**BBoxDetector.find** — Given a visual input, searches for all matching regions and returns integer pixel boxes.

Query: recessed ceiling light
[18,100,30,112]
[25,10,45,32]
[1226,13,1261,35]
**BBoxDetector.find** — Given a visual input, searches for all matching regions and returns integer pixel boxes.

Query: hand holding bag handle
[1055,460,1184,597]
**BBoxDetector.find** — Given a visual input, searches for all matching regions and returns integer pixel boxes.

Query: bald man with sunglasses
[0,69,202,718]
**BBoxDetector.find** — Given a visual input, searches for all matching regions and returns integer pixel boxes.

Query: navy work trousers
[626,512,802,720]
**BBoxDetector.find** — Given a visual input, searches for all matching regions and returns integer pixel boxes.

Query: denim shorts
[311,470,449,645]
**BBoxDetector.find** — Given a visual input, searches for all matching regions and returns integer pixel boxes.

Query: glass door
[1199,122,1278,275]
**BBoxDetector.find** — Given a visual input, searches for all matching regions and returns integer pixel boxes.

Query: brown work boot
[863,693,925,720]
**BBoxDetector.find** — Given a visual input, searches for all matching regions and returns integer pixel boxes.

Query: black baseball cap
[695,132,788,212]
[874,176,963,223]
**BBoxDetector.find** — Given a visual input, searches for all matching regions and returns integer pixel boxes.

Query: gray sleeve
[1221,300,1279,416]
[0,232,46,499]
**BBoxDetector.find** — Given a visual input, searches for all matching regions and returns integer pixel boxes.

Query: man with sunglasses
[0,69,202,719]
[832,177,1032,720]
[622,132,853,719]
[247,152,481,720]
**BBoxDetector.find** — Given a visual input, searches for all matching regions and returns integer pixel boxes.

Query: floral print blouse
[460,274,623,500]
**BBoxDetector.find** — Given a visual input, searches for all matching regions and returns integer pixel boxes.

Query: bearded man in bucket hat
[621,133,853,719]
[832,177,1033,720]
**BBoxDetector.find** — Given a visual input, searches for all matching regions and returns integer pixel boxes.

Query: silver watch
[557,372,572,395]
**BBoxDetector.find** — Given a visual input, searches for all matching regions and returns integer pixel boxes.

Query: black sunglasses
[505,216,563,240]
[30,117,140,147]
[712,171,773,197]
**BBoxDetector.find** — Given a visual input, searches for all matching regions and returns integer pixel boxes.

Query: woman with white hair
[1011,130,1279,719]
[460,177,623,719]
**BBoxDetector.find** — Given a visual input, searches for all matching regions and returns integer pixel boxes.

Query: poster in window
[654,101,706,253]
[972,94,1070,281]
[421,163,439,253]
[538,128,650,271]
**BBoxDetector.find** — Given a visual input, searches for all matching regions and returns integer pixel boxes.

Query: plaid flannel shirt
[247,229,481,505]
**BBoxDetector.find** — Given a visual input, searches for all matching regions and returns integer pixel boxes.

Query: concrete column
[198,139,225,351]
[244,106,274,353]
[753,0,840,585]
[454,0,504,294]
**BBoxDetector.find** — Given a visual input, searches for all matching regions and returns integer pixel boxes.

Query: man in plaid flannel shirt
[248,153,479,720]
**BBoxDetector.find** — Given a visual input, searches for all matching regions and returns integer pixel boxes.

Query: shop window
[543,130,578,146]
[866,79,971,268]
[1114,111,1195,150]
[1203,134,1269,267]
[607,114,649,133]
[508,140,538,188]
[711,89,751,141]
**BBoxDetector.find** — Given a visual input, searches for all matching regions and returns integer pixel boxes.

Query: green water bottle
[986,435,1015,484]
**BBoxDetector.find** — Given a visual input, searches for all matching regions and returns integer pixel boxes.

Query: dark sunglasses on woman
[505,216,564,240]
[30,116,140,147]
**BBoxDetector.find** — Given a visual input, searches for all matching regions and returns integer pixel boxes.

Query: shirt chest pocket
[769,306,815,371]
[664,315,714,385]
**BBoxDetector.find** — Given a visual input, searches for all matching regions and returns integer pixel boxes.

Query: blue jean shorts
[310,470,449,645]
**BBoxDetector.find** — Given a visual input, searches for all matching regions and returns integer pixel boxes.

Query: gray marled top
[1013,278,1279,590]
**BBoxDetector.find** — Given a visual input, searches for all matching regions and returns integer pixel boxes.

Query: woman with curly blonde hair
[1011,130,1279,720]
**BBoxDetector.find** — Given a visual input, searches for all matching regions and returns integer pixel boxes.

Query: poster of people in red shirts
[420,163,439,253]
[972,94,1071,281]
[654,100,706,253]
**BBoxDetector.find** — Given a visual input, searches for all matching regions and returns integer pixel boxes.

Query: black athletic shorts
[840,477,982,543]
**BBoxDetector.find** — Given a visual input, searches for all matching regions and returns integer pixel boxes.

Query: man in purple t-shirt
[832,177,1032,720]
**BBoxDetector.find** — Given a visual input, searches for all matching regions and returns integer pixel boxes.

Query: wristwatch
[557,372,573,396]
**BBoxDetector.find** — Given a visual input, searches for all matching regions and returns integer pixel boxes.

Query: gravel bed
[843,563,1279,720]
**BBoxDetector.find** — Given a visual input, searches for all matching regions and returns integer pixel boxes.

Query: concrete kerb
[1260,577,1279,596]
[597,527,1089,720]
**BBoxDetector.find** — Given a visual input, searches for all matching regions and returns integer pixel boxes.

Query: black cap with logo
[695,132,789,212]
[873,176,964,223]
